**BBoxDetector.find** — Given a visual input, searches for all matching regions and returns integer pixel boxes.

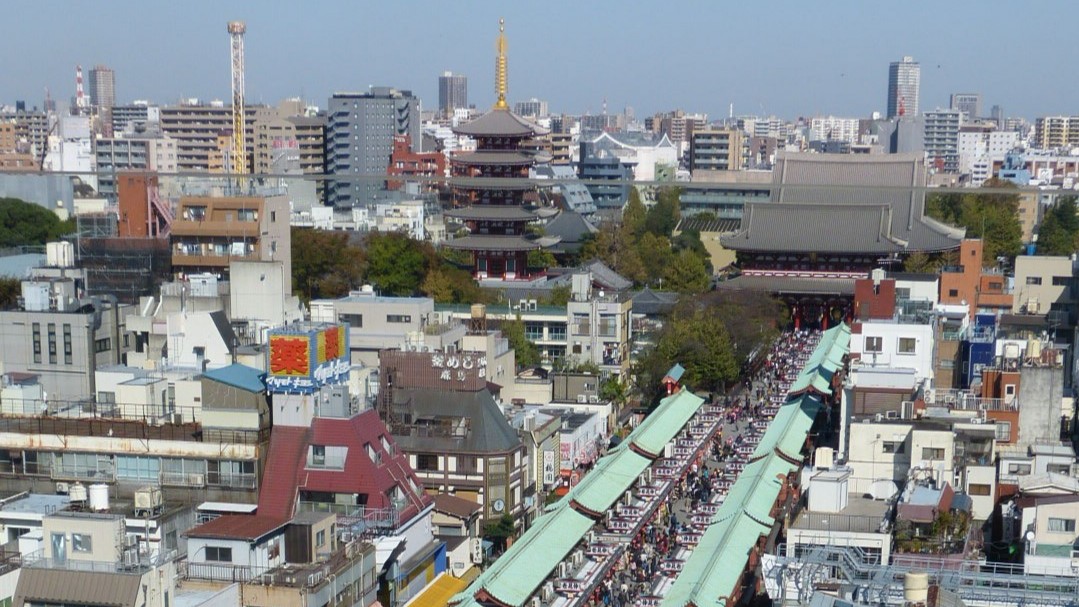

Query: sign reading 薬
[266,323,350,393]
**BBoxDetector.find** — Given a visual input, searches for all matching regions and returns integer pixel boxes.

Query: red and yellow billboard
[267,323,349,393]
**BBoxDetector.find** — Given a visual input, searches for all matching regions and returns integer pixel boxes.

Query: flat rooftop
[0,493,70,515]
[792,494,889,533]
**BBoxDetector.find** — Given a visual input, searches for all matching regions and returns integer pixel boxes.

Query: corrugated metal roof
[185,513,287,541]
[570,446,650,515]
[405,571,469,607]
[631,389,705,456]
[15,567,143,607]
[477,508,593,606]
[202,363,265,393]
[663,324,851,607]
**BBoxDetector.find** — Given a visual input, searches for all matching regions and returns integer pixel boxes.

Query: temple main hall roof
[722,152,965,255]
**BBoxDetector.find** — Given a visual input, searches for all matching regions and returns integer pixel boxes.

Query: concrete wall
[1017,365,1065,448]
[1013,255,1073,314]
[853,321,936,382]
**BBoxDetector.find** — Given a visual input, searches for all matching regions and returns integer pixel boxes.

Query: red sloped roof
[186,513,287,541]
[257,425,310,520]
[305,410,432,520]
[257,411,431,523]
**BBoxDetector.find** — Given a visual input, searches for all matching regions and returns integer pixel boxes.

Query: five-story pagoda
[445,19,558,280]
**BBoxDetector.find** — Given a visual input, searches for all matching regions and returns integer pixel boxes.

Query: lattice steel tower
[227,21,247,175]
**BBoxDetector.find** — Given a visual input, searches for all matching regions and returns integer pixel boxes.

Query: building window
[339,313,362,328]
[921,447,945,460]
[116,455,160,481]
[94,338,111,353]
[32,323,41,364]
[896,288,911,300]
[1006,463,1031,475]
[416,453,439,471]
[1048,518,1076,533]
[71,533,92,553]
[1025,276,1042,285]
[311,445,325,467]
[47,323,56,364]
[1047,463,1071,475]
[1052,276,1070,286]
[898,337,917,355]
[63,324,72,365]
[316,529,326,547]
[864,336,883,353]
[882,441,905,454]
[386,314,412,323]
[968,483,991,496]
[994,422,1011,441]
[205,546,233,562]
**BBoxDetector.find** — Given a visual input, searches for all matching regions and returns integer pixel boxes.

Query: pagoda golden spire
[493,18,508,110]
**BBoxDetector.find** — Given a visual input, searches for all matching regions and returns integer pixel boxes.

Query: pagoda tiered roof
[443,234,560,252]
[453,108,548,138]
[452,150,549,166]
[443,206,540,221]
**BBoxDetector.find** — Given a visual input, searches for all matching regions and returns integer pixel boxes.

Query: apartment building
[170,195,290,284]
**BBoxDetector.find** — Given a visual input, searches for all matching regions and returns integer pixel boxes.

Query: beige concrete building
[1012,255,1074,315]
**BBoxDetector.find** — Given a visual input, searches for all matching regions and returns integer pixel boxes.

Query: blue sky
[2,0,1074,120]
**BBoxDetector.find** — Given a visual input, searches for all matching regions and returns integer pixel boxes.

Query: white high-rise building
[809,116,860,143]
[887,56,920,119]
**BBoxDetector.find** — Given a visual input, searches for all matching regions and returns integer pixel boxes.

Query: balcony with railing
[296,501,413,537]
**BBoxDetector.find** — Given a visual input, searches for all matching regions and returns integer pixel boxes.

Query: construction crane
[227,21,247,178]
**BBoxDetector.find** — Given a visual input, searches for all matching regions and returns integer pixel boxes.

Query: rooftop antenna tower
[227,21,247,178]
[493,18,508,110]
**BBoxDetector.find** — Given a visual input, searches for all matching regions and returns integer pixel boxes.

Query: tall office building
[325,87,421,207]
[438,71,468,117]
[887,56,920,119]
[88,65,116,112]
[949,93,982,121]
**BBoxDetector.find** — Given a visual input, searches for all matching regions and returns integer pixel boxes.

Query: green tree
[622,187,646,237]
[364,232,429,296]
[1036,196,1079,255]
[600,376,628,406]
[638,233,674,285]
[484,513,516,554]
[290,227,365,302]
[501,317,540,369]
[527,248,556,270]
[643,187,681,236]
[542,284,572,307]
[0,277,20,310]
[0,197,74,248]
[926,178,1023,264]
[664,249,710,294]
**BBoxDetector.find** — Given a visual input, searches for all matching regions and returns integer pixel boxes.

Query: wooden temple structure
[720,152,965,328]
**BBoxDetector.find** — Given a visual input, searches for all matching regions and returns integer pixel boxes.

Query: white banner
[542,451,556,486]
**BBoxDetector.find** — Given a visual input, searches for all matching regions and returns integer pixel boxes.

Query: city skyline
[2,1,1076,121]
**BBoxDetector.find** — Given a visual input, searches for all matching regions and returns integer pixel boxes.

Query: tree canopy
[631,290,783,406]
[925,178,1023,264]
[291,228,487,304]
[579,186,710,293]
[0,197,75,248]
[500,317,540,370]
[1035,196,1079,256]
